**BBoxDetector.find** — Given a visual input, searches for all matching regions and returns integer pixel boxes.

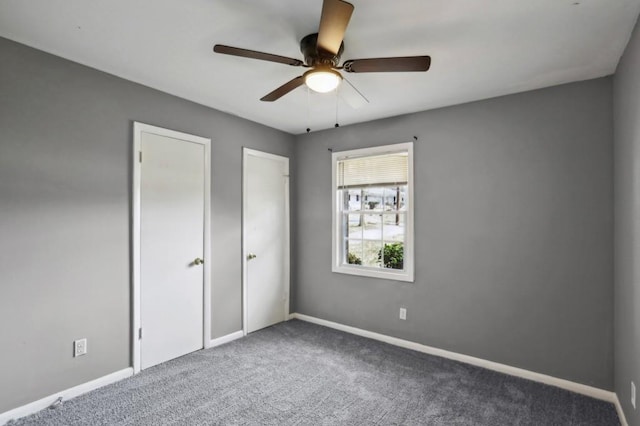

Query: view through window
[332,143,414,281]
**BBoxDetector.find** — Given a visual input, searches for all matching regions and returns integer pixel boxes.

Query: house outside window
[332,142,414,282]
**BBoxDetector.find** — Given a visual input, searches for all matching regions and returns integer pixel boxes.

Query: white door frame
[242,148,290,336]
[132,122,212,374]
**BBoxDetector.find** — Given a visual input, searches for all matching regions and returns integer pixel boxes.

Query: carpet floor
[10,320,620,425]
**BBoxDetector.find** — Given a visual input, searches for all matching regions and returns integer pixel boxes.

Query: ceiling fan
[213,0,431,103]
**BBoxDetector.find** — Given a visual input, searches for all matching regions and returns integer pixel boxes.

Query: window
[332,142,414,282]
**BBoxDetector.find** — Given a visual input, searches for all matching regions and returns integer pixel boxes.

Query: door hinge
[139,151,142,163]
[138,328,143,340]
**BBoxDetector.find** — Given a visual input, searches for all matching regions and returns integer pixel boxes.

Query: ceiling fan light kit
[304,67,342,93]
[213,0,431,104]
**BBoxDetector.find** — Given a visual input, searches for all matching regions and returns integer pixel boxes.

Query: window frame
[331,142,414,282]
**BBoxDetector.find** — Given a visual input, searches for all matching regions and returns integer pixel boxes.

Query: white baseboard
[613,394,629,426]
[291,313,617,404]
[209,330,243,348]
[0,367,133,425]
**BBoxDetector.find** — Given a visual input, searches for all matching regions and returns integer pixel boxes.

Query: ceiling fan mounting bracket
[300,33,344,68]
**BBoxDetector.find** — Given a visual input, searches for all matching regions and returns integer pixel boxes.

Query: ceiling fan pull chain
[306,86,311,133]
[335,85,340,128]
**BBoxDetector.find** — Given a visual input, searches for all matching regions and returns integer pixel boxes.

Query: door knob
[193,257,204,265]
[247,253,257,260]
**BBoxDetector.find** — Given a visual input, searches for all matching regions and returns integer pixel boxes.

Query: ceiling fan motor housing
[300,33,344,67]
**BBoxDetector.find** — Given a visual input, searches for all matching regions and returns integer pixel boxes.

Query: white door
[138,129,206,370]
[243,149,290,334]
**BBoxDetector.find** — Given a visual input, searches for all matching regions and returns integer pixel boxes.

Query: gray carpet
[10,320,619,425]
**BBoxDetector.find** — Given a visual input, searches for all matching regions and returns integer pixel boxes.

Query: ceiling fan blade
[343,56,431,73]
[317,0,354,55]
[213,45,303,67]
[340,77,369,109]
[261,76,305,102]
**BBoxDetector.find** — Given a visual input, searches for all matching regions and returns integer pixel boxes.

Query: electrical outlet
[74,338,87,357]
[632,381,636,410]
[399,308,407,320]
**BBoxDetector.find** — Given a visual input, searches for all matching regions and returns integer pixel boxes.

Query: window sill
[332,264,414,282]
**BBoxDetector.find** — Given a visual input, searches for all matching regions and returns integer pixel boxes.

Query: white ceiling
[1,0,639,135]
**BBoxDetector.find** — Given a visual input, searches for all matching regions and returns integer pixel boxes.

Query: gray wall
[293,78,614,390]
[614,14,640,426]
[0,37,294,413]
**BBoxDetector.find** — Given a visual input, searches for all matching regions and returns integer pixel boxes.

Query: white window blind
[337,152,408,189]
